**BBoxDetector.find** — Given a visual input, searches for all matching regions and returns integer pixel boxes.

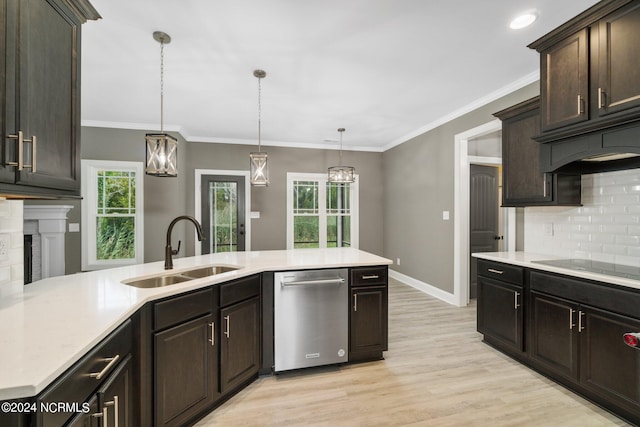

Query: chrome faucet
[165,215,205,269]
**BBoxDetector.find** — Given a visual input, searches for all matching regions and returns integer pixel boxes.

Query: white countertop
[0,248,391,400]
[473,252,640,291]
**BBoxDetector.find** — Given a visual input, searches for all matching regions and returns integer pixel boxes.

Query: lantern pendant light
[250,69,269,186]
[145,31,178,177]
[328,128,355,183]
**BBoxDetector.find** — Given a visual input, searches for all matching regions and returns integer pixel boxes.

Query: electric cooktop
[532,259,640,282]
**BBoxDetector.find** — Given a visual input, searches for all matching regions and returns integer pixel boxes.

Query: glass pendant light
[328,128,355,183]
[145,31,178,177]
[250,69,269,186]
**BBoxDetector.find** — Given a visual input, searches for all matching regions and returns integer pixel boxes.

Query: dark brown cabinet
[477,260,524,355]
[494,97,581,206]
[349,266,388,362]
[152,288,219,427]
[530,0,640,141]
[220,296,260,393]
[529,291,579,381]
[0,0,98,197]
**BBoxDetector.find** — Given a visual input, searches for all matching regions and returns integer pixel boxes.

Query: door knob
[493,235,503,240]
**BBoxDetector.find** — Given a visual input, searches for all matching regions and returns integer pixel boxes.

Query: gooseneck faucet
[165,215,205,269]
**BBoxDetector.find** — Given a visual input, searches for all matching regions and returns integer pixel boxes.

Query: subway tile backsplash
[525,169,640,267]
[0,199,23,296]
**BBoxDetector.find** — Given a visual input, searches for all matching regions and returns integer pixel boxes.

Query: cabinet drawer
[351,266,388,287]
[477,260,523,286]
[154,287,214,331]
[38,319,132,427]
[220,275,260,308]
[530,270,640,319]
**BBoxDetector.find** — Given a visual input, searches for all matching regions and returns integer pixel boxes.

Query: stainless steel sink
[178,265,238,278]
[122,265,239,288]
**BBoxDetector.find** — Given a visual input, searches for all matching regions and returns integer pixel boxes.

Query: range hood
[539,122,640,174]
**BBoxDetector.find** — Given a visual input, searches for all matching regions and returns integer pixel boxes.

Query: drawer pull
[487,268,504,275]
[208,322,215,346]
[89,354,120,380]
[569,309,576,330]
[361,274,380,280]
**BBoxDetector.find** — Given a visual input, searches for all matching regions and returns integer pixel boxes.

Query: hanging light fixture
[145,31,178,177]
[328,128,355,183]
[250,69,269,186]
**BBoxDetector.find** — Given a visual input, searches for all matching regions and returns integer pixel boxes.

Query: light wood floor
[196,278,631,426]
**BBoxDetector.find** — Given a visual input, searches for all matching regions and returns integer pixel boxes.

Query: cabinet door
[540,28,589,131]
[220,296,259,394]
[154,313,218,427]
[477,277,523,353]
[597,2,640,117]
[13,0,80,192]
[529,292,579,381]
[501,100,553,205]
[350,285,388,355]
[98,355,132,427]
[580,306,640,415]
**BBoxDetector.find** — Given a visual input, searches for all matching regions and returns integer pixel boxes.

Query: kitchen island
[473,251,640,425]
[0,248,391,426]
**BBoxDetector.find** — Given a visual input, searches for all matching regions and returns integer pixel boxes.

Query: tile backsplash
[525,169,640,267]
[0,199,23,296]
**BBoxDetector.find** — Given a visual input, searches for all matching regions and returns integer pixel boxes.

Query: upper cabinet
[529,0,640,142]
[0,0,100,198]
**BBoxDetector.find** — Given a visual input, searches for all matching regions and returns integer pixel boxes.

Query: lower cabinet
[478,263,640,424]
[349,266,388,361]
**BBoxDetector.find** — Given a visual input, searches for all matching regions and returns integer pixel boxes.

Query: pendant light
[145,31,178,177]
[328,128,355,183]
[250,69,269,186]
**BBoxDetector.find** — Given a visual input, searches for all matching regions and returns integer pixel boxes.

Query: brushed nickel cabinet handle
[514,292,520,310]
[24,135,36,172]
[208,321,215,346]
[577,95,584,114]
[224,315,230,338]
[598,88,606,109]
[354,294,358,312]
[578,311,585,332]
[89,354,120,380]
[104,395,119,427]
[569,309,576,330]
[6,131,22,169]
[487,268,504,275]
[361,275,379,280]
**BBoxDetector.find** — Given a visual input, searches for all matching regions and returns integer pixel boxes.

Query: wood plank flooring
[196,278,630,426]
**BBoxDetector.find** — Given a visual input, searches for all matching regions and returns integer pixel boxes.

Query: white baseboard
[389,269,458,306]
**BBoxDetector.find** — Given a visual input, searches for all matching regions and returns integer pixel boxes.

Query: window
[81,160,144,270]
[286,173,358,249]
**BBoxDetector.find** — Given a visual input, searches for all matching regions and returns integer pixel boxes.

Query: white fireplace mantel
[24,205,72,281]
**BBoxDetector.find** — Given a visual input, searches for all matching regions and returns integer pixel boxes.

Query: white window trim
[81,159,144,270]
[286,172,359,249]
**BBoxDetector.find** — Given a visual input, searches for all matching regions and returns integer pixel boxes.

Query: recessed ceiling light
[510,11,538,29]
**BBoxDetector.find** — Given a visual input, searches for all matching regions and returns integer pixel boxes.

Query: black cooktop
[532,259,640,281]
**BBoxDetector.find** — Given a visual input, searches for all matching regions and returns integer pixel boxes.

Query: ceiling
[81,0,600,152]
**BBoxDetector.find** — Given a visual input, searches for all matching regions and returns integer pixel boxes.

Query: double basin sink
[122,265,239,288]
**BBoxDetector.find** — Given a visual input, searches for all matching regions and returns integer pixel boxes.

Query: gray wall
[38,127,383,274]
[382,82,538,294]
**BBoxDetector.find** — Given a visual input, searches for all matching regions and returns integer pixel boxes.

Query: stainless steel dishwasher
[274,268,349,372]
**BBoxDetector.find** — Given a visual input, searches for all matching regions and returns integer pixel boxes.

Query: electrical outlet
[396,258,401,266]
[0,234,9,260]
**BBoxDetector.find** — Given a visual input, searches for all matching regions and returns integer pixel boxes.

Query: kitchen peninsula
[0,248,391,426]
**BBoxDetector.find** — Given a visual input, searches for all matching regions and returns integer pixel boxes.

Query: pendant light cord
[160,40,165,133]
[257,75,262,153]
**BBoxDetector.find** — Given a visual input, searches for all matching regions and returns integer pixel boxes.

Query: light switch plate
[442,211,450,221]
[69,223,80,232]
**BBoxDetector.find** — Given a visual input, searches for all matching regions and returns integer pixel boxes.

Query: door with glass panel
[201,175,245,253]
[290,177,355,248]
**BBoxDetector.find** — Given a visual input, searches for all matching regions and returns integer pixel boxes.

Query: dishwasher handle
[281,277,345,287]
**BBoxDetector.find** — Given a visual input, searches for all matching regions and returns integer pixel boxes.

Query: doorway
[195,170,251,255]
